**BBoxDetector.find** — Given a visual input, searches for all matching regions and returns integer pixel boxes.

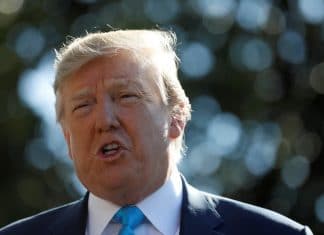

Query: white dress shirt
[86,170,183,235]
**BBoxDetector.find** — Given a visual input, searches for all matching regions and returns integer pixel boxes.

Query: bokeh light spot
[17,52,70,163]
[298,0,324,24]
[294,132,322,161]
[207,113,242,156]
[191,95,221,129]
[229,35,248,70]
[180,42,214,78]
[281,155,310,189]
[244,122,281,176]
[242,38,273,71]
[14,26,45,61]
[0,0,24,15]
[187,143,222,176]
[277,31,305,64]
[185,95,221,148]
[203,14,235,34]
[144,0,179,23]
[236,0,270,32]
[25,138,54,170]
[197,0,237,18]
[194,0,236,34]
[315,194,324,222]
[229,36,272,72]
[18,52,55,122]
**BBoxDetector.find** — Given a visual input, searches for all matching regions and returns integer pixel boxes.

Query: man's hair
[54,29,191,161]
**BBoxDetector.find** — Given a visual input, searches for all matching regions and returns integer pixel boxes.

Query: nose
[95,96,120,133]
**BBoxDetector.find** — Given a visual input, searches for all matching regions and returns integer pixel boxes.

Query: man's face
[59,52,181,205]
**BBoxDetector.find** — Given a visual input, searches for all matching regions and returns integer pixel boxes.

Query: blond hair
[54,29,191,160]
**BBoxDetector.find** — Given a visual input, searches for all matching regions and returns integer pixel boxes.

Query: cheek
[132,111,165,137]
[136,115,169,152]
[68,124,92,156]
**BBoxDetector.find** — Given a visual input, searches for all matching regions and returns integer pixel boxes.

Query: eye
[119,93,139,101]
[121,94,136,99]
[72,102,91,112]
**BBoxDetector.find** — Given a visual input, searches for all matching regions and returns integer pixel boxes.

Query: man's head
[54,29,191,204]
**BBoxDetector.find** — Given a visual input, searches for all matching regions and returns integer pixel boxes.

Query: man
[0,29,313,235]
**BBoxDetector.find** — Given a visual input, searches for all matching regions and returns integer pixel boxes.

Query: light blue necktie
[113,206,145,235]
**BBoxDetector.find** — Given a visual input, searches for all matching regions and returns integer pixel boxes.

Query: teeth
[103,143,119,152]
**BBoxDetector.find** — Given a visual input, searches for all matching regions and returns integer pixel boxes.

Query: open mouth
[102,143,119,155]
[98,142,123,160]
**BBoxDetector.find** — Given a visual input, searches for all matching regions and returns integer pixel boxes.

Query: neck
[106,164,177,206]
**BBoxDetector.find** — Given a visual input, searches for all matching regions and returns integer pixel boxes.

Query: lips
[95,141,124,160]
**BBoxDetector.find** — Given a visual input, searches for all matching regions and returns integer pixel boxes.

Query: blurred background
[0,0,324,233]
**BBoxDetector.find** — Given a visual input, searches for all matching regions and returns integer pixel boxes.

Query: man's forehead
[61,51,163,100]
[102,76,134,87]
[68,77,145,99]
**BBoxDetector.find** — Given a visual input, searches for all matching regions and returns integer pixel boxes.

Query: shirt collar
[87,169,183,235]
[138,169,183,235]
[87,193,119,235]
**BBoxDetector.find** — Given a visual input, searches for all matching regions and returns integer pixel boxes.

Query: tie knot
[113,206,145,229]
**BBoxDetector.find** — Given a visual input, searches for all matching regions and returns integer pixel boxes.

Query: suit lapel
[49,193,89,235]
[179,177,224,235]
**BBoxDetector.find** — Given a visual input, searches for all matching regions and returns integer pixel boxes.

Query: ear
[169,116,184,139]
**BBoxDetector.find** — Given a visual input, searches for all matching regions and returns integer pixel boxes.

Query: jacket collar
[180,176,224,235]
[49,193,89,235]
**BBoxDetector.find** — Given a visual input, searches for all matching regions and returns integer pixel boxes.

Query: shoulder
[186,184,312,235]
[0,200,82,235]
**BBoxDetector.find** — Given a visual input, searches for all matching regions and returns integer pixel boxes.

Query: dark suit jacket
[0,178,313,235]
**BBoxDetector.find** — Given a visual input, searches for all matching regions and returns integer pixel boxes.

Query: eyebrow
[68,78,146,102]
[70,88,95,102]
[104,78,145,91]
